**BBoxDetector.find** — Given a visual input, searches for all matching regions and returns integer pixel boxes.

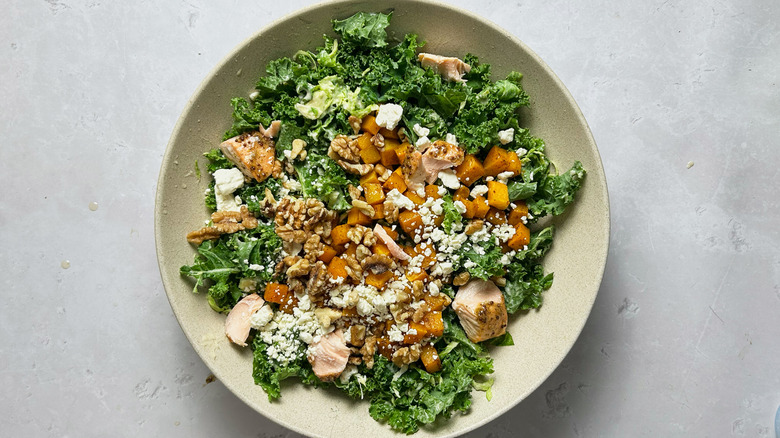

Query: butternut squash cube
[363,183,386,205]
[317,245,338,264]
[405,269,428,283]
[424,294,449,312]
[360,170,380,186]
[330,224,352,246]
[360,144,382,165]
[361,115,380,135]
[483,145,511,177]
[395,143,411,163]
[379,127,399,139]
[372,205,385,220]
[366,270,394,290]
[453,186,470,202]
[405,191,425,206]
[403,322,428,344]
[327,256,349,280]
[263,282,289,304]
[382,225,399,240]
[398,210,424,238]
[422,311,444,337]
[506,150,522,175]
[420,344,442,373]
[455,154,485,186]
[372,242,391,257]
[357,132,373,150]
[473,195,490,218]
[347,208,373,226]
[507,202,529,226]
[486,207,507,225]
[383,168,407,193]
[425,184,442,199]
[507,222,531,250]
[278,293,299,314]
[487,180,510,210]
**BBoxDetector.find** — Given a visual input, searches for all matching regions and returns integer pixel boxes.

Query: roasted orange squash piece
[317,245,338,264]
[263,282,289,304]
[422,311,444,337]
[398,210,424,237]
[420,344,442,373]
[356,132,373,150]
[327,256,349,279]
[507,223,531,250]
[347,208,372,226]
[383,168,407,193]
[486,181,510,210]
[331,224,352,246]
[361,115,380,135]
[363,183,386,205]
[455,154,485,186]
[483,145,511,177]
[366,270,394,290]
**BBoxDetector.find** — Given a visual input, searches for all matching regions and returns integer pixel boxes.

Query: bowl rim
[155,0,610,435]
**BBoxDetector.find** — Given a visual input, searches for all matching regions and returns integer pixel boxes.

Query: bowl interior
[155,1,609,436]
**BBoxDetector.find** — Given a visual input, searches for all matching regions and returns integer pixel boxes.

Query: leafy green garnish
[457,239,506,281]
[440,194,462,234]
[504,264,554,313]
[252,338,323,401]
[507,181,537,201]
[332,12,392,48]
[293,153,357,211]
[529,161,586,218]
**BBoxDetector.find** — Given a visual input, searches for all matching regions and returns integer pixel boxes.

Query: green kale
[203,148,234,173]
[180,225,282,312]
[457,239,506,281]
[332,12,392,48]
[503,263,554,313]
[252,338,323,401]
[507,181,537,201]
[293,152,357,211]
[223,97,272,140]
[440,194,462,234]
[528,161,586,218]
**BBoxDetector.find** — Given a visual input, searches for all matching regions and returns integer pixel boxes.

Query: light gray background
[2,0,778,437]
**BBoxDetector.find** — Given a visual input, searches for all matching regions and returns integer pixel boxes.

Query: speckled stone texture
[1,1,778,437]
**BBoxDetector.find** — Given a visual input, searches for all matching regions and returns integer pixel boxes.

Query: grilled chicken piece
[401,150,428,193]
[307,329,350,382]
[421,140,464,184]
[451,279,508,342]
[258,120,281,138]
[219,132,278,182]
[225,294,265,347]
[418,53,472,83]
[373,224,410,261]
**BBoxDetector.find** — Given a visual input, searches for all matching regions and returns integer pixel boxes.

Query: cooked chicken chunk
[219,132,278,182]
[258,120,281,138]
[373,224,410,261]
[421,140,464,184]
[451,279,508,342]
[307,329,350,382]
[225,293,265,347]
[418,53,472,83]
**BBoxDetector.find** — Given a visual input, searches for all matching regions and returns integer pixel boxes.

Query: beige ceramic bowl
[155,1,609,436]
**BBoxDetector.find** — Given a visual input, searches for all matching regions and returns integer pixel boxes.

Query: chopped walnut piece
[453,272,471,286]
[356,244,372,261]
[348,116,362,134]
[342,255,363,282]
[361,335,377,369]
[286,258,311,278]
[348,325,366,347]
[361,254,397,273]
[289,139,307,161]
[383,199,399,223]
[351,200,375,217]
[346,225,370,245]
[328,135,361,163]
[464,219,485,236]
[392,344,421,367]
[186,206,258,244]
[492,276,507,287]
[339,161,374,176]
[306,261,329,296]
[371,133,385,149]
[275,196,337,243]
[347,184,362,202]
[303,234,323,263]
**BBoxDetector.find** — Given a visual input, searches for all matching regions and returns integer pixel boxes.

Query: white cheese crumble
[438,169,460,189]
[470,184,488,198]
[376,103,403,130]
[387,325,404,342]
[386,188,415,211]
[415,136,431,148]
[453,200,467,214]
[412,124,430,137]
[249,305,274,328]
[445,133,459,146]
[516,147,528,157]
[497,171,514,184]
[498,128,515,145]
[213,167,245,211]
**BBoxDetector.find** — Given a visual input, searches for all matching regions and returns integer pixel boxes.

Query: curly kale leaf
[528,161,586,218]
[440,194,462,234]
[504,263,554,313]
[252,338,323,401]
[293,152,357,211]
[457,239,506,281]
[332,12,392,48]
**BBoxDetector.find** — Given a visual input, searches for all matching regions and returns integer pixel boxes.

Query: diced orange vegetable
[360,170,380,186]
[483,145,511,177]
[278,293,299,314]
[363,183,386,205]
[453,186,470,201]
[357,132,373,151]
[473,195,490,218]
[405,191,425,206]
[382,225,399,240]
[507,202,529,226]
[366,270,394,290]
[395,143,411,163]
[403,322,428,344]
[405,269,428,283]
[433,214,444,227]
[413,242,437,269]
[422,311,444,337]
[425,294,450,312]
[455,154,485,186]
[398,210,424,237]
[330,224,352,246]
[420,344,442,373]
[379,127,399,139]
[318,245,338,264]
[383,168,407,193]
[425,185,442,199]
[263,282,289,304]
[341,307,359,318]
[376,337,396,358]
[327,256,349,279]
[380,148,400,167]
[360,144,382,165]
[372,205,385,220]
[372,242,391,257]
[344,243,357,259]
[507,222,531,250]
[487,181,510,210]
[458,198,476,219]
[506,151,522,175]
[361,115,380,135]
[347,208,373,226]
[486,207,507,225]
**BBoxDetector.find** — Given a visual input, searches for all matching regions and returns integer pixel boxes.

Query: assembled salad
[181,11,585,434]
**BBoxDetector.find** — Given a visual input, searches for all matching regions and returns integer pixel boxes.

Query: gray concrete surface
[1,0,778,436]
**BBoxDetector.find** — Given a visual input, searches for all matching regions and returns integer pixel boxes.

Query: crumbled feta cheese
[386,189,415,211]
[516,147,528,157]
[445,133,458,146]
[428,282,440,296]
[470,184,488,198]
[376,103,403,130]
[213,167,245,211]
[387,325,404,342]
[412,124,430,137]
[248,264,264,271]
[497,171,514,184]
[250,305,274,329]
[339,364,360,384]
[498,128,515,145]
[453,200,467,214]
[438,169,460,190]
[415,136,430,148]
